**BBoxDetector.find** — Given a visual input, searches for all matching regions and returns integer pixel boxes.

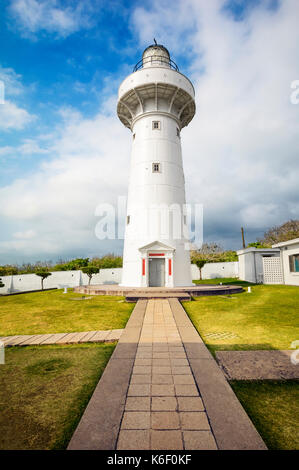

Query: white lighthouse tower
[117,43,195,287]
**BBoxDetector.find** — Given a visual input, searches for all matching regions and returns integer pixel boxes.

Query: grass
[231,380,299,450]
[0,289,134,336]
[184,279,299,354]
[193,277,254,287]
[0,343,116,450]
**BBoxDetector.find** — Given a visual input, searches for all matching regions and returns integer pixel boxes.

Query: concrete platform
[74,284,243,298]
[68,299,266,450]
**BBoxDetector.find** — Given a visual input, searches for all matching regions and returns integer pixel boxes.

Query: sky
[0,0,298,264]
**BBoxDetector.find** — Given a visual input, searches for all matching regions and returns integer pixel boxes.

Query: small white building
[272,238,299,286]
[237,247,281,284]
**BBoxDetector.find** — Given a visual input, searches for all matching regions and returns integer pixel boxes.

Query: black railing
[133,55,179,72]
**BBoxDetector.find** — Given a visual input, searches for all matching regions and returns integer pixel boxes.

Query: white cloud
[0,100,35,130]
[0,65,35,131]
[0,139,48,158]
[13,229,36,239]
[0,66,24,96]
[17,139,49,155]
[9,0,94,38]
[0,106,130,261]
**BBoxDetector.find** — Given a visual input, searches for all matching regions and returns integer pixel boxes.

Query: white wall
[190,262,239,280]
[280,242,299,286]
[0,262,239,294]
[0,268,123,294]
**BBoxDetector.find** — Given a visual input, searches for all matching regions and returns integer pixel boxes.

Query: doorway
[149,258,165,287]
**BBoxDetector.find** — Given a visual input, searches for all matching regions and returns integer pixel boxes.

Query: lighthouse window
[152,163,161,173]
[152,121,161,130]
[133,133,136,140]
[127,215,130,224]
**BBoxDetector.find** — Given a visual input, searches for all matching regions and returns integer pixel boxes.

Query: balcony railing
[133,55,179,72]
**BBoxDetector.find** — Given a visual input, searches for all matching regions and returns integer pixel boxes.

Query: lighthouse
[117,43,196,287]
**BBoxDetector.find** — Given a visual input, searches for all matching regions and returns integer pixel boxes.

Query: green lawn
[231,380,299,450]
[193,277,254,287]
[184,280,299,354]
[0,289,134,336]
[0,343,116,450]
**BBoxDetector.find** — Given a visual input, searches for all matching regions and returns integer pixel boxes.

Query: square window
[152,163,161,173]
[152,121,161,130]
[289,254,299,272]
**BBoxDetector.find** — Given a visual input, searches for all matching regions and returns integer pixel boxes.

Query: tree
[82,266,99,285]
[194,259,207,280]
[90,254,123,269]
[53,258,89,271]
[190,242,238,264]
[35,271,52,290]
[260,219,299,246]
[0,265,18,276]
[247,241,269,249]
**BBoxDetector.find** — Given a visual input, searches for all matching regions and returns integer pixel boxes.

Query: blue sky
[0,0,298,264]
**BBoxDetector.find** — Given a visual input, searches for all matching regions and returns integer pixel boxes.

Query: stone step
[126,293,191,302]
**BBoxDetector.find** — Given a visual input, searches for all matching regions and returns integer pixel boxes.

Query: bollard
[63,287,68,294]
[248,286,251,293]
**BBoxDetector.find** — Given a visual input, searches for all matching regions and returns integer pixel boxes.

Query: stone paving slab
[9,334,37,345]
[216,350,299,380]
[18,335,40,346]
[0,336,20,346]
[27,334,54,345]
[106,329,124,341]
[1,328,124,347]
[41,333,68,345]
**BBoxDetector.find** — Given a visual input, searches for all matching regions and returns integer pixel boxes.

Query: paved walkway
[68,299,267,450]
[216,350,299,380]
[0,329,123,347]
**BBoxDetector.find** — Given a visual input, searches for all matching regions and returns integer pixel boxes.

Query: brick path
[116,299,216,450]
[0,329,123,347]
[68,299,267,450]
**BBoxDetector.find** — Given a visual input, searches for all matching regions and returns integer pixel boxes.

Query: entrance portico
[139,241,175,288]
